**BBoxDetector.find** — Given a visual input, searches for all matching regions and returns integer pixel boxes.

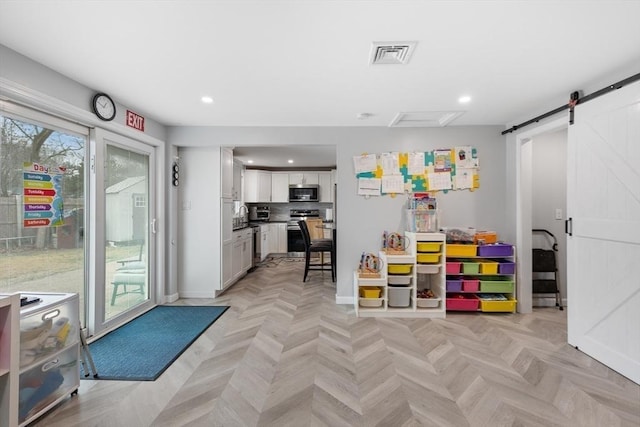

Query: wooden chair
[299,220,335,282]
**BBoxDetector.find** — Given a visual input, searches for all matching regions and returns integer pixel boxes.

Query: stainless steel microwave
[289,185,319,202]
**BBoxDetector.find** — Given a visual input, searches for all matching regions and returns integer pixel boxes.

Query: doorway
[90,129,157,336]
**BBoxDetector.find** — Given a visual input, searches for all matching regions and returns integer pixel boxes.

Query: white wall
[168,125,506,300]
[532,129,567,305]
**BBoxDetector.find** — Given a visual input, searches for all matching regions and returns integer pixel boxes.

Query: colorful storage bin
[417,253,441,264]
[388,264,412,274]
[417,242,442,252]
[446,244,477,257]
[461,262,480,274]
[476,243,513,257]
[479,279,514,293]
[498,261,516,275]
[359,286,382,298]
[462,279,480,292]
[446,261,462,274]
[446,293,479,311]
[446,278,463,292]
[478,260,499,274]
[477,294,517,312]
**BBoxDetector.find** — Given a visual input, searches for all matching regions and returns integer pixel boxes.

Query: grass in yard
[0,245,141,283]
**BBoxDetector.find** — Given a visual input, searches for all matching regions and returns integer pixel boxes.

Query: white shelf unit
[18,292,80,426]
[1,293,20,427]
[353,232,446,318]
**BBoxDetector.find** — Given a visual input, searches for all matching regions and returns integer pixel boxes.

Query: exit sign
[126,110,145,132]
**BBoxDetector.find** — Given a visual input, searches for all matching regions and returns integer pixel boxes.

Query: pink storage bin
[446,262,462,274]
[446,293,479,311]
[462,279,480,292]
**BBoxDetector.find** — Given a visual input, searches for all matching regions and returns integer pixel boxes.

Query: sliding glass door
[90,129,156,335]
[0,105,88,323]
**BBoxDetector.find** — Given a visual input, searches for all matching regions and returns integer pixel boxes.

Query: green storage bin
[480,279,514,293]
[461,262,480,274]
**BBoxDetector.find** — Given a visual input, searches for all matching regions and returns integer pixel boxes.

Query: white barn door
[567,80,640,383]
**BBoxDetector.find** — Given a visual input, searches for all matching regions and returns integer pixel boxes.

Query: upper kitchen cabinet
[221,147,234,199]
[244,170,272,203]
[271,172,289,203]
[318,172,332,203]
[289,172,318,186]
[232,159,243,201]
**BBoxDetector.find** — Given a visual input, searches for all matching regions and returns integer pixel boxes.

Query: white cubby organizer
[354,232,446,318]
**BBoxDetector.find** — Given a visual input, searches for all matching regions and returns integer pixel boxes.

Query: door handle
[565,217,572,236]
[151,218,157,234]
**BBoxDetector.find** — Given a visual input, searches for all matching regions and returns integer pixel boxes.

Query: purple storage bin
[446,279,463,292]
[499,261,516,274]
[477,243,513,257]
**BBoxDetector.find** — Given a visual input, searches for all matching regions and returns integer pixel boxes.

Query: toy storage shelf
[445,243,517,313]
[18,293,80,426]
[354,232,446,318]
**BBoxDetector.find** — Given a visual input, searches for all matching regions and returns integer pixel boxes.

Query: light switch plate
[555,208,563,220]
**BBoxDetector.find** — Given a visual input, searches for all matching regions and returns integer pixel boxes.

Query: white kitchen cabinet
[232,160,243,201]
[232,236,243,280]
[221,147,234,199]
[0,293,19,427]
[258,224,271,261]
[289,172,318,186]
[318,172,332,202]
[268,223,287,254]
[244,170,272,203]
[221,199,234,289]
[241,229,253,272]
[271,172,289,202]
[232,228,253,282]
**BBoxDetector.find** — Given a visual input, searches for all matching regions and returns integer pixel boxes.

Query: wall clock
[92,93,116,121]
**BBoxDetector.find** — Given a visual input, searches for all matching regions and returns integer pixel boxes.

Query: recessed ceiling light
[458,95,472,104]
[357,113,373,120]
[288,159,294,164]
[201,96,214,104]
[247,160,254,164]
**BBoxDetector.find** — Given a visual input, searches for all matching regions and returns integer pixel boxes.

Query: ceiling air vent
[389,111,465,127]
[370,41,417,65]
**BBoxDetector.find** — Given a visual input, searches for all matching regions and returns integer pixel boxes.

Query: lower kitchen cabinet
[231,228,253,283]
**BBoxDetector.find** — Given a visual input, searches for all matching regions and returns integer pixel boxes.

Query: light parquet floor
[35,257,640,426]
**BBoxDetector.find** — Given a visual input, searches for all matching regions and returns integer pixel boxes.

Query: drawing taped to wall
[353,146,479,196]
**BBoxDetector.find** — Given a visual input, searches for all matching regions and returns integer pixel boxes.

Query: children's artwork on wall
[353,146,479,196]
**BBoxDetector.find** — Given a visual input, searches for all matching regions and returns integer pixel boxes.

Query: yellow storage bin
[478,295,517,312]
[417,242,442,253]
[416,253,441,264]
[388,264,412,274]
[478,260,498,274]
[446,244,477,257]
[359,286,382,298]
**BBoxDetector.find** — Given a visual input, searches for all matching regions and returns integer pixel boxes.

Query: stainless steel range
[287,209,320,255]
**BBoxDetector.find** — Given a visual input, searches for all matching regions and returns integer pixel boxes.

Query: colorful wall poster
[23,162,65,228]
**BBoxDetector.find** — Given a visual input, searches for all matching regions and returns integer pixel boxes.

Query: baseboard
[335,295,355,305]
[165,292,180,303]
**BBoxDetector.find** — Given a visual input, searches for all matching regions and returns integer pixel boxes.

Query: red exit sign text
[126,110,145,132]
